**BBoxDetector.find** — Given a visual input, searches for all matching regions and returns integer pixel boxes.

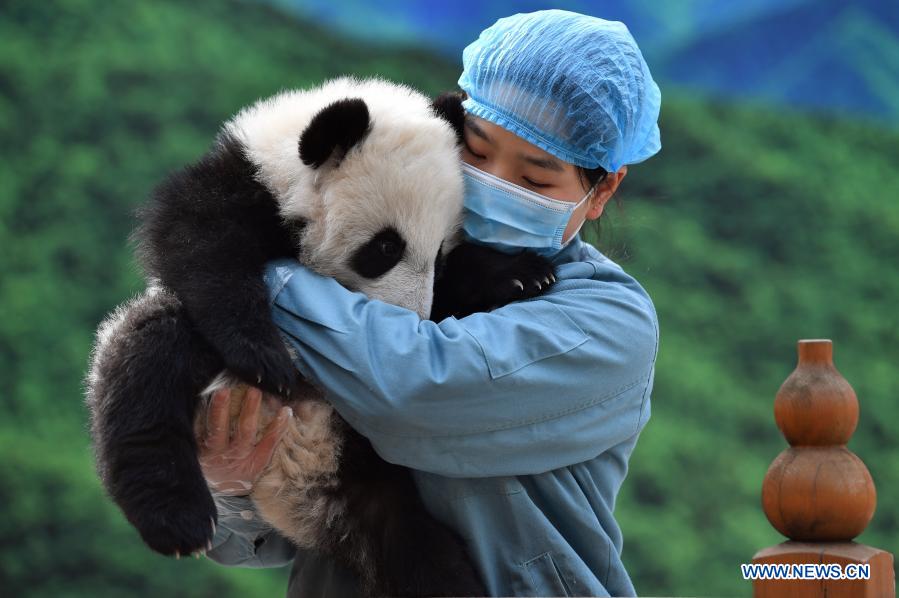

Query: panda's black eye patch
[351,227,406,279]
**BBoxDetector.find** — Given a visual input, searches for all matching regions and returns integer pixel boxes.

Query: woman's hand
[197,386,292,497]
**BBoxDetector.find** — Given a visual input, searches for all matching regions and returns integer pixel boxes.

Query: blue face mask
[461,162,595,256]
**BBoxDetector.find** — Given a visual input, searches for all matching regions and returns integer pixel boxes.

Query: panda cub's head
[225,77,465,319]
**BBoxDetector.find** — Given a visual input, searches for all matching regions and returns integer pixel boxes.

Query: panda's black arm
[431,242,556,321]
[134,133,299,395]
[86,288,224,556]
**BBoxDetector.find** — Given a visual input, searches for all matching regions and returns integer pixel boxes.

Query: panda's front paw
[491,250,556,305]
[219,337,298,398]
[433,244,558,319]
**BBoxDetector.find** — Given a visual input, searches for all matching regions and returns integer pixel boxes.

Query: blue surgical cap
[458,10,661,173]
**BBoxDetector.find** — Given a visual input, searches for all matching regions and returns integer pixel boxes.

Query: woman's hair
[577,166,607,192]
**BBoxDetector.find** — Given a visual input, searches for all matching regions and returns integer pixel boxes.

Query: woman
[201,10,661,597]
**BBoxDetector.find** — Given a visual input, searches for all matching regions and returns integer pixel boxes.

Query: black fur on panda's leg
[322,426,486,597]
[133,134,300,397]
[86,288,225,556]
[431,243,557,321]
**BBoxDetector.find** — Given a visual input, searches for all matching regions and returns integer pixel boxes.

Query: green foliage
[2,0,896,596]
[0,431,288,597]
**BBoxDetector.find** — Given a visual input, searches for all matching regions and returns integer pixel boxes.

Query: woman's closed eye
[523,177,550,188]
[464,142,486,160]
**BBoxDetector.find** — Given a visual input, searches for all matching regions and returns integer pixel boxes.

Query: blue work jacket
[205,236,658,597]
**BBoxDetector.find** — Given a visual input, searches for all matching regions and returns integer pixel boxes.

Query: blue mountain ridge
[258,0,899,124]
[661,0,899,122]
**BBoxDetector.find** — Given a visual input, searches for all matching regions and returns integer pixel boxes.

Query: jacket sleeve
[264,257,658,478]
[205,493,297,569]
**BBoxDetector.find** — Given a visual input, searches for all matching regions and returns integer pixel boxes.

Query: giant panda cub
[86,77,556,597]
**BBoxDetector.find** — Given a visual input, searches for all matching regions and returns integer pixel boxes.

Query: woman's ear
[585,165,627,220]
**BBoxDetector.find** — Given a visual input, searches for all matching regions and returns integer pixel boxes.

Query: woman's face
[461,114,626,243]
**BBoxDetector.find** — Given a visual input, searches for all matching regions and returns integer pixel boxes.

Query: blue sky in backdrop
[263,0,899,125]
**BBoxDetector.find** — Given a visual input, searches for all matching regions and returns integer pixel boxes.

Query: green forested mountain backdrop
[2,0,896,596]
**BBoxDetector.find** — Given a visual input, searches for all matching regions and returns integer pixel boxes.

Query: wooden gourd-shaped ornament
[751,339,894,597]
[763,339,874,540]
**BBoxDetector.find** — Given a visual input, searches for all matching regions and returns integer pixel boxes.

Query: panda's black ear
[431,91,466,145]
[299,98,371,169]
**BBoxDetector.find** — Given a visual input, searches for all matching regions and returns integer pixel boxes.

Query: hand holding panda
[196,386,292,497]
[85,77,556,597]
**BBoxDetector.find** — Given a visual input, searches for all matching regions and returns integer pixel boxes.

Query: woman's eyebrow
[464,118,493,144]
[518,153,564,172]
[465,117,563,171]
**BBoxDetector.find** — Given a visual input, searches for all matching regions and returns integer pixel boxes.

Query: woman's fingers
[199,386,291,495]
[206,385,284,457]
[204,388,232,452]
[251,406,292,470]
[235,387,263,451]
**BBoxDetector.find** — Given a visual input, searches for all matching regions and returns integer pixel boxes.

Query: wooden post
[751,339,894,597]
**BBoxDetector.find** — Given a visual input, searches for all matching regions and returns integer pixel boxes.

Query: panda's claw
[549,274,556,283]
[214,325,296,397]
[543,276,551,286]
[532,280,542,290]
[511,279,524,292]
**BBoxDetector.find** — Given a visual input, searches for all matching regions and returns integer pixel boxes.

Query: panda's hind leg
[86,287,224,556]
[322,429,487,597]
[365,485,487,597]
